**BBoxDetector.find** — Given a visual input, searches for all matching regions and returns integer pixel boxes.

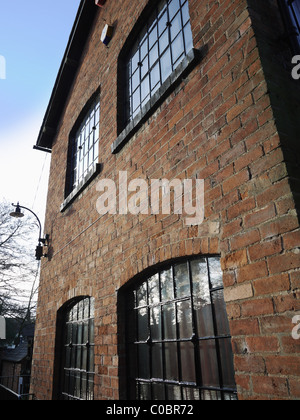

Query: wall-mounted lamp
[10,203,50,261]
[95,0,107,7]
[101,24,114,46]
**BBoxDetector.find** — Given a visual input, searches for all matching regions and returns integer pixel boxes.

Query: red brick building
[31,0,300,400]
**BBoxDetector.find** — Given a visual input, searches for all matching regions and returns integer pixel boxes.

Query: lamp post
[10,203,49,261]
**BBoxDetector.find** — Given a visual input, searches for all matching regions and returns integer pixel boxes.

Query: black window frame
[121,256,237,401]
[62,92,102,212]
[54,297,95,401]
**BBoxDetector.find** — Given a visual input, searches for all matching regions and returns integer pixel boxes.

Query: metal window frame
[70,99,100,194]
[60,297,95,401]
[65,97,100,198]
[125,256,238,401]
[125,0,193,126]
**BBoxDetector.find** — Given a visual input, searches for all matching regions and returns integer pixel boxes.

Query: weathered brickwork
[31,0,300,400]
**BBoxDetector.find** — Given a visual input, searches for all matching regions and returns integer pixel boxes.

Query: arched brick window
[54,297,95,400]
[121,257,237,400]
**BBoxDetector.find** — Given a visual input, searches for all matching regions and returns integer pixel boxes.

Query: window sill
[111,48,204,154]
[60,163,102,212]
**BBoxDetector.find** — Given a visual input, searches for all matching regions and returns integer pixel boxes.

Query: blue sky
[0,0,81,221]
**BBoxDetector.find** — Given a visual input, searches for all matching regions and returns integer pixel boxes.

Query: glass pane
[174,262,190,298]
[65,346,71,369]
[218,337,236,389]
[180,342,196,383]
[137,282,147,307]
[211,289,231,336]
[133,88,141,113]
[87,374,94,400]
[75,373,81,398]
[89,319,94,345]
[201,389,222,401]
[81,373,87,400]
[77,323,83,345]
[150,306,162,341]
[172,32,184,63]
[208,257,223,289]
[148,274,160,305]
[149,24,158,48]
[177,300,193,339]
[224,392,238,401]
[160,267,174,302]
[76,345,82,370]
[191,258,214,337]
[149,43,159,67]
[163,303,176,340]
[151,64,161,94]
[138,307,149,341]
[181,1,190,26]
[83,321,89,344]
[199,340,220,388]
[82,345,87,371]
[166,385,182,400]
[141,75,150,102]
[159,29,169,54]
[170,12,182,40]
[184,22,193,52]
[71,344,76,369]
[132,47,140,72]
[169,0,180,20]
[182,387,200,400]
[165,342,179,381]
[132,69,140,92]
[152,344,163,379]
[158,10,168,36]
[139,382,151,400]
[138,344,151,379]
[88,346,94,373]
[141,56,149,79]
[140,38,148,60]
[152,383,165,400]
[194,297,215,338]
[161,47,172,82]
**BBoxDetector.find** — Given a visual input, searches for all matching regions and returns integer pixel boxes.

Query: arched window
[121,257,237,400]
[54,297,95,400]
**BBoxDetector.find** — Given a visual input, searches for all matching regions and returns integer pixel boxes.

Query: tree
[0,201,40,322]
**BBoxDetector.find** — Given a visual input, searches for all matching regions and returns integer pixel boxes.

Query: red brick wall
[31,0,300,400]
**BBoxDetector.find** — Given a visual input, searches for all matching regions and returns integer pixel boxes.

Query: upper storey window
[67,97,100,196]
[125,0,193,125]
[62,93,101,211]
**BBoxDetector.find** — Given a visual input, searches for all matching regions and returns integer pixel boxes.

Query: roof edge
[35,0,98,150]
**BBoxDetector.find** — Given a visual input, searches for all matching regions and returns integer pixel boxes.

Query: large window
[125,0,193,125]
[124,257,237,401]
[66,97,100,197]
[60,297,95,401]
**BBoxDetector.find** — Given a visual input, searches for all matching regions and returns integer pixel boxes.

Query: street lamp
[10,203,49,261]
